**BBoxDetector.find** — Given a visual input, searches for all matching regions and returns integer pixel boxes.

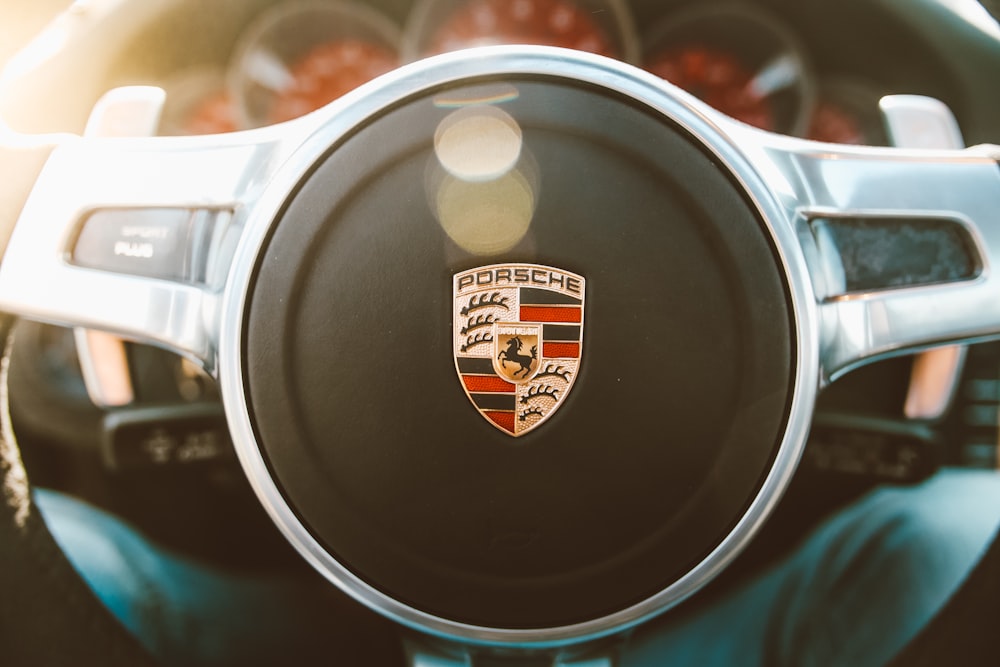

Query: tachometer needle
[747,53,800,97]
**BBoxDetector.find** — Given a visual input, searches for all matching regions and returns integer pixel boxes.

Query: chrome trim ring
[218,45,820,648]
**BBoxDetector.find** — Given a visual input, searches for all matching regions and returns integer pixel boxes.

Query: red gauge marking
[430,0,615,58]
[181,91,239,135]
[808,99,866,145]
[269,39,399,124]
[645,45,775,131]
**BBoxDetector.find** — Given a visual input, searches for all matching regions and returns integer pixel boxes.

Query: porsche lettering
[455,267,583,296]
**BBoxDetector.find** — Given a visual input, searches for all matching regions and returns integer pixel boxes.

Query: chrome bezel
[217,46,820,648]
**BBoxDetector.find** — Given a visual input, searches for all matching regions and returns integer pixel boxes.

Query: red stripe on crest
[543,342,580,358]
[520,306,581,323]
[485,411,516,433]
[463,375,515,393]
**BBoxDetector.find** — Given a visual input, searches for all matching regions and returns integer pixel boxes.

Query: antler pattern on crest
[519,407,544,422]
[520,385,559,404]
[461,292,509,316]
[460,314,498,335]
[461,332,493,352]
[536,364,572,382]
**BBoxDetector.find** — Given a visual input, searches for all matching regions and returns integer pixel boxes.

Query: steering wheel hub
[237,67,801,635]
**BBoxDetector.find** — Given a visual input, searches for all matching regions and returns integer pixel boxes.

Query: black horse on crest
[497,336,537,379]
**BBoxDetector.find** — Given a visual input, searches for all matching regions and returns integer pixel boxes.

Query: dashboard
[6,0,1000,570]
[151,0,908,143]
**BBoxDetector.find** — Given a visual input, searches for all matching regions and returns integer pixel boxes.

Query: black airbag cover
[244,78,794,628]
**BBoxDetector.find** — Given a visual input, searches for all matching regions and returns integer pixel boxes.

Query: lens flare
[434,168,535,255]
[434,104,523,182]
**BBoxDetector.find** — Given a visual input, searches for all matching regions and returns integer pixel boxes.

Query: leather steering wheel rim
[0,314,159,665]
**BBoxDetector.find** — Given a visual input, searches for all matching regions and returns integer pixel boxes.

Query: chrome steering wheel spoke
[727,122,1000,382]
[0,113,315,374]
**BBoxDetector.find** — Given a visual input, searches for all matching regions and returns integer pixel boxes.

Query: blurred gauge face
[165,2,401,133]
[808,99,865,144]
[162,2,887,147]
[428,0,616,56]
[169,39,397,133]
[157,68,240,136]
[639,6,812,136]
[180,91,239,135]
[267,39,397,124]
[644,45,775,131]
[807,81,888,146]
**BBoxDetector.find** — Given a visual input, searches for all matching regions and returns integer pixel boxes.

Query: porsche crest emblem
[453,264,585,437]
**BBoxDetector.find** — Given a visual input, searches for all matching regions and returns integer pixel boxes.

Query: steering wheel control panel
[71,208,229,284]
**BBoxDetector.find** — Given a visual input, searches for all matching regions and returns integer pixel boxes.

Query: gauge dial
[158,68,239,136]
[808,79,888,145]
[267,40,397,124]
[231,1,401,128]
[180,91,239,135]
[641,5,814,136]
[644,46,775,131]
[404,0,637,61]
[428,0,615,55]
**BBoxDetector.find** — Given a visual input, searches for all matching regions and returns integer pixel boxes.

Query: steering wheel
[2,0,1000,664]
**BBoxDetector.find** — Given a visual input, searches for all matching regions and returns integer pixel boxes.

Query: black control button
[804,412,940,483]
[101,403,233,472]
[72,208,196,281]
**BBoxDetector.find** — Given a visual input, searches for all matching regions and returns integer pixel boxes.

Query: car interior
[1,0,1000,664]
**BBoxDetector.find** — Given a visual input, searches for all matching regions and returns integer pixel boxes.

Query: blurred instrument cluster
[159,0,888,145]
